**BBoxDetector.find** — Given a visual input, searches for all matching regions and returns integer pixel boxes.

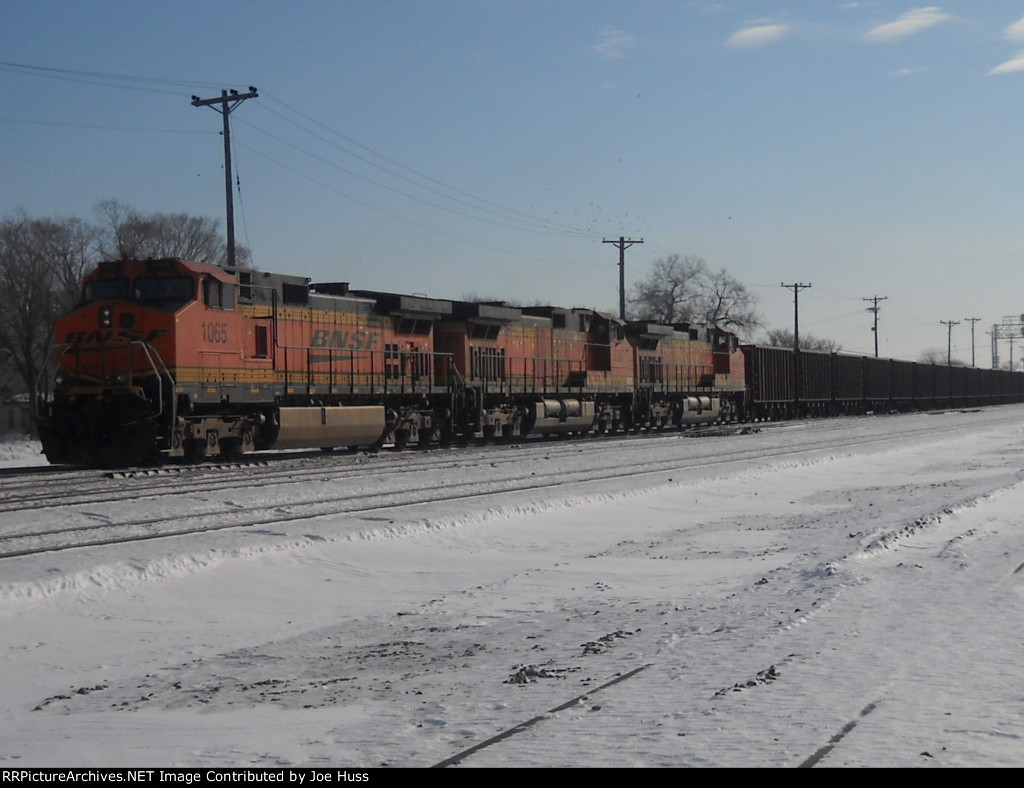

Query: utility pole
[781,282,811,412]
[940,319,960,365]
[862,295,887,357]
[991,316,1024,370]
[964,317,981,367]
[191,87,258,268]
[603,236,643,320]
[781,283,812,352]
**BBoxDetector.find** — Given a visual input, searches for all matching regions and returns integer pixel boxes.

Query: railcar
[740,344,1024,419]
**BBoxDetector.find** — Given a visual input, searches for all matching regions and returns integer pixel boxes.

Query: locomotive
[37,258,744,466]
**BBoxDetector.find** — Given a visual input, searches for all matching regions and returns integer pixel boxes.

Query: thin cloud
[1003,17,1024,43]
[863,7,950,43]
[725,23,792,49]
[988,51,1024,76]
[591,28,636,60]
[987,17,1024,75]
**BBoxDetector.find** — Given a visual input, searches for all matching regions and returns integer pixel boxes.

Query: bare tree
[918,347,965,366]
[0,212,95,403]
[629,254,762,337]
[629,254,708,324]
[94,199,251,266]
[697,267,762,336]
[764,328,842,352]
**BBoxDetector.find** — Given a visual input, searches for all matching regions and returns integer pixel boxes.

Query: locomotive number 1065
[202,322,229,344]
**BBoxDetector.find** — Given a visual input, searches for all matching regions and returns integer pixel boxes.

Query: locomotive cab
[39,259,231,465]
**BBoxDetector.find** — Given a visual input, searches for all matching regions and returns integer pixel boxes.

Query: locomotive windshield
[132,276,195,307]
[83,279,129,303]
[81,275,196,310]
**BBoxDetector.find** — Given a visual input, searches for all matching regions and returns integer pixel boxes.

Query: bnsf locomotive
[37,258,744,466]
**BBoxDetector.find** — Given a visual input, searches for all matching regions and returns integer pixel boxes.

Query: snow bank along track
[0,408,1013,561]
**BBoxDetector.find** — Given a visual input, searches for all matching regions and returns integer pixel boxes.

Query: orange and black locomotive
[38,258,743,465]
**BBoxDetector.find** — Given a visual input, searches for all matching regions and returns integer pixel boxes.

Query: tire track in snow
[430,664,651,768]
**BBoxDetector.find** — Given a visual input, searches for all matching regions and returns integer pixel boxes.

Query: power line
[236,140,599,268]
[5,60,609,271]
[237,115,590,239]
[0,60,225,94]
[257,93,594,239]
[0,117,208,134]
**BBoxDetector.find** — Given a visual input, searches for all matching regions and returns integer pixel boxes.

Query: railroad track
[0,410,942,512]
[0,425,752,513]
[1,409,1013,561]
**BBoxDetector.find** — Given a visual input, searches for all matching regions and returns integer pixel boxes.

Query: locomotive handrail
[635,359,716,392]
[132,341,174,422]
[467,349,591,395]
[274,343,458,397]
[43,339,174,429]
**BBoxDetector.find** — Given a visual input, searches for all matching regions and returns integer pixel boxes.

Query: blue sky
[4,2,1024,363]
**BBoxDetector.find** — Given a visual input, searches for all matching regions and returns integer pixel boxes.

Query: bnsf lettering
[311,329,380,350]
[65,329,171,344]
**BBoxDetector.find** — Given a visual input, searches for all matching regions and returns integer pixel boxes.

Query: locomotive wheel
[221,438,244,461]
[184,438,207,464]
[96,422,159,468]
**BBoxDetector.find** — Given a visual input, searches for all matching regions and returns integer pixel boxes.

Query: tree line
[629,255,851,351]
[0,201,247,407]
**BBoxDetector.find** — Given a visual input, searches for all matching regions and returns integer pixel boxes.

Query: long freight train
[35,258,1024,466]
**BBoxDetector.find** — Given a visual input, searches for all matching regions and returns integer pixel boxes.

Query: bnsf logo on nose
[64,329,171,344]
[311,329,380,350]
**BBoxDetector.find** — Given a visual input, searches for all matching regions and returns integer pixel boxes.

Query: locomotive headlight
[114,371,131,386]
[100,306,113,328]
[54,373,66,387]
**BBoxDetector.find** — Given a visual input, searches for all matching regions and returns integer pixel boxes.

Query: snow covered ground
[2,408,1023,768]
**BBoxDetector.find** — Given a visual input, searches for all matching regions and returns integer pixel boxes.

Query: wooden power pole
[191,87,258,268]
[781,282,811,412]
[603,236,643,320]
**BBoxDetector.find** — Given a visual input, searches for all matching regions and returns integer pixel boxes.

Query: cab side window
[203,279,236,311]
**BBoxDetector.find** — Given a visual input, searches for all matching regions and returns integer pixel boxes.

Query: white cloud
[988,50,1024,75]
[725,23,792,49]
[1003,17,1024,44]
[989,18,1024,75]
[591,28,636,60]
[863,6,951,43]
